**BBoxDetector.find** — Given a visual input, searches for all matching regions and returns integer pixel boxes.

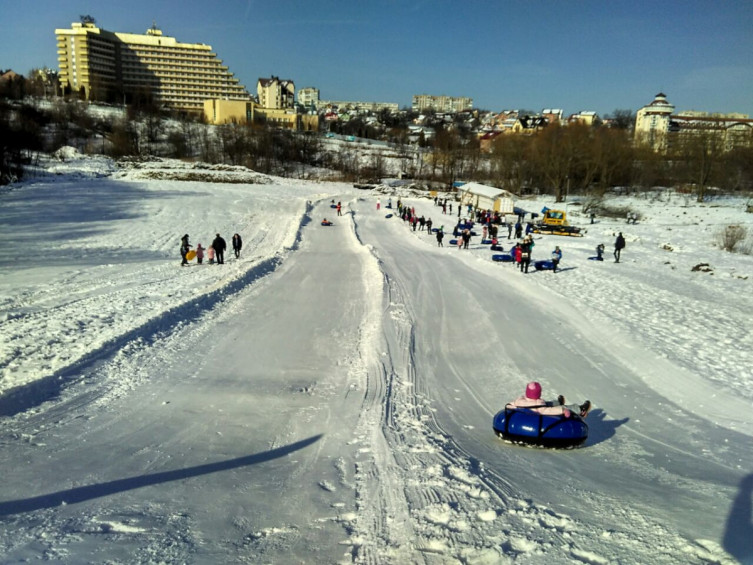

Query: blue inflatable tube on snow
[492,406,588,448]
[535,260,555,271]
[492,254,514,262]
[385,214,393,218]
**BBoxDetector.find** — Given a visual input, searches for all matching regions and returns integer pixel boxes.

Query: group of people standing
[384,196,630,271]
[180,232,243,266]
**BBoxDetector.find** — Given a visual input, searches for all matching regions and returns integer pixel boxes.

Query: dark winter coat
[212,236,227,253]
[615,234,626,250]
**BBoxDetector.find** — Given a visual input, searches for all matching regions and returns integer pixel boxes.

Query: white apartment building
[634,92,675,151]
[635,92,752,152]
[412,94,473,113]
[297,87,319,111]
[316,100,399,113]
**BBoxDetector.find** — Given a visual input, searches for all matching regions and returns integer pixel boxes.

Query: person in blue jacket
[551,246,562,272]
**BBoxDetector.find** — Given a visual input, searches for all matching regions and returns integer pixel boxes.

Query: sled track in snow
[0,202,317,421]
[348,202,600,562]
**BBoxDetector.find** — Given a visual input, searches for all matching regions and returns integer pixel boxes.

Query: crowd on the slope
[384,195,628,271]
[179,232,243,266]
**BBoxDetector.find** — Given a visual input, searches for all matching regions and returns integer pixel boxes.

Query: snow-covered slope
[0,154,751,564]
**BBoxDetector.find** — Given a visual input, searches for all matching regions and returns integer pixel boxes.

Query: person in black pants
[614,232,626,263]
[212,233,227,264]
[180,234,191,266]
[232,233,242,258]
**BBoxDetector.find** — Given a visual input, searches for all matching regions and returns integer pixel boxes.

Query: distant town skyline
[2,0,752,117]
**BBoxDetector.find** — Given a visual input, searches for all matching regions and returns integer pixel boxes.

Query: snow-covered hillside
[1,153,751,564]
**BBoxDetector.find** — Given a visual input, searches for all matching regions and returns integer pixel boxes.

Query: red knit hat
[525,382,542,400]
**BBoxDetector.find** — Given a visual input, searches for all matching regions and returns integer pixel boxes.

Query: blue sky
[2,0,752,117]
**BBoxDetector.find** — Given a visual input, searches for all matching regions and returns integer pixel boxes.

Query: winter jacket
[212,236,227,253]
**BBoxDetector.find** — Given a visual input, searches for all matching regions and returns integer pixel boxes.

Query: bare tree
[672,126,726,202]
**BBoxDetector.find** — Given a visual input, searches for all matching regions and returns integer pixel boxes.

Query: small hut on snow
[457,182,515,215]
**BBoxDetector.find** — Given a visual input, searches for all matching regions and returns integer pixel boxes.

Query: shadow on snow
[723,473,753,563]
[0,435,322,516]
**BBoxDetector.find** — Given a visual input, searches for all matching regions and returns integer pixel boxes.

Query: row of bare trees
[484,123,753,201]
[2,91,752,197]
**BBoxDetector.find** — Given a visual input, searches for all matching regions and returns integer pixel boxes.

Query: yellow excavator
[532,208,584,237]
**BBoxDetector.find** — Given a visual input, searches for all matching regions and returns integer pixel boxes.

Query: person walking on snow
[551,246,562,272]
[336,202,342,216]
[508,382,592,419]
[196,243,205,264]
[377,198,381,211]
[614,232,626,263]
[462,229,471,249]
[232,233,242,259]
[436,228,444,247]
[180,234,191,266]
[212,233,227,265]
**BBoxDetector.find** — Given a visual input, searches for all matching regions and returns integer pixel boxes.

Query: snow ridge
[0,196,319,418]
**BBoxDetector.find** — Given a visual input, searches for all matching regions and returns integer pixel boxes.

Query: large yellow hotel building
[55,20,251,112]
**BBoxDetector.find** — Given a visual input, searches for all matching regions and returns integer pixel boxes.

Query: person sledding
[507,382,591,419]
[321,218,333,226]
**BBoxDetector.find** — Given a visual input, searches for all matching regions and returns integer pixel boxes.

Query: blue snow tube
[492,254,514,262]
[449,239,459,245]
[385,214,393,218]
[481,239,493,245]
[321,221,333,226]
[535,260,555,271]
[492,406,588,448]
[490,244,504,252]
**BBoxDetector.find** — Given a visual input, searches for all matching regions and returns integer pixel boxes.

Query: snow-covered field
[1,151,752,564]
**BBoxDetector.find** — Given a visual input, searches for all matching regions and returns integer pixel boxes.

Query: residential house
[511,115,548,134]
[257,76,295,110]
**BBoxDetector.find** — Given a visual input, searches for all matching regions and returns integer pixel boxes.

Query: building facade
[203,98,319,131]
[55,21,250,112]
[634,92,676,151]
[257,76,295,110]
[297,87,319,111]
[316,100,399,114]
[412,94,473,113]
[635,92,752,152]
